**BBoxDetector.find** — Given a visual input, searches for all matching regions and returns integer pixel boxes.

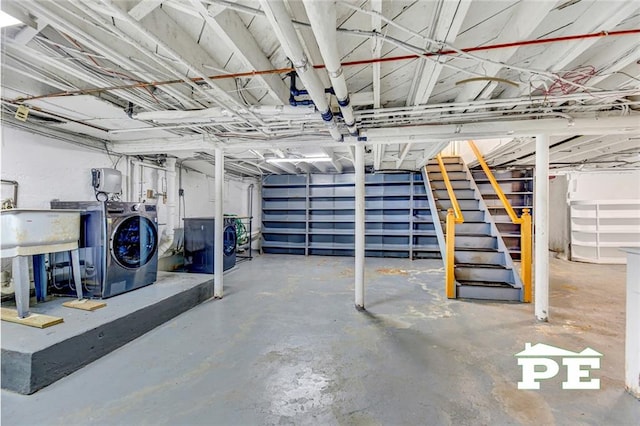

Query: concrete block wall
[1,126,261,290]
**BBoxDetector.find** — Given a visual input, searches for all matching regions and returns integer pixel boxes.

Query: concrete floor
[2,254,638,425]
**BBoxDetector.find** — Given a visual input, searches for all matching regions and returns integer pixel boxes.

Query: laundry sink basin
[1,209,81,257]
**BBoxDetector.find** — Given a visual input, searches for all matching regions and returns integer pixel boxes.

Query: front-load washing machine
[183,217,236,273]
[103,201,158,297]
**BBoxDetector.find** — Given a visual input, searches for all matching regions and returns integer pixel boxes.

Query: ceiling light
[0,10,22,28]
[266,156,331,163]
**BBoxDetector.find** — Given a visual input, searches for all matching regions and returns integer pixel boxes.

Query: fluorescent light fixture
[266,156,331,163]
[0,10,22,28]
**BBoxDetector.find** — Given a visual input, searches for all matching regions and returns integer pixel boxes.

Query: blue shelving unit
[262,172,440,259]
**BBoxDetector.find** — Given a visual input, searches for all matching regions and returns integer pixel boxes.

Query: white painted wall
[548,175,570,257]
[1,126,260,248]
[566,169,640,201]
[442,138,513,163]
[1,126,121,207]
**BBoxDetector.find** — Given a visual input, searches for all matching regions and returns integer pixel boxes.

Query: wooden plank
[62,299,107,311]
[1,307,64,328]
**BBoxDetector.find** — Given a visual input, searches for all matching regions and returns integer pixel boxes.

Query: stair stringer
[422,167,447,261]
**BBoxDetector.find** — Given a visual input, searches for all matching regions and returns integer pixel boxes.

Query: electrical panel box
[92,168,122,194]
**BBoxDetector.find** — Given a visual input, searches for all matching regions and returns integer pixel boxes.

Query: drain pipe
[157,158,177,257]
[303,0,358,136]
[259,0,342,141]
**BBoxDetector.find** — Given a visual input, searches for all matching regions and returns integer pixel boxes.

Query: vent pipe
[303,0,358,136]
[259,0,342,141]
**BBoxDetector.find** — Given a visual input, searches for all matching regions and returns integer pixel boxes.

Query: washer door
[223,225,237,257]
[112,215,158,269]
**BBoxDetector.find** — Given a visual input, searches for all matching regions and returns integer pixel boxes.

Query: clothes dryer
[103,202,158,297]
[183,217,236,273]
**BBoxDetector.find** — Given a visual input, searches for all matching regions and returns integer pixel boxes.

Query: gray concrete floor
[2,254,638,425]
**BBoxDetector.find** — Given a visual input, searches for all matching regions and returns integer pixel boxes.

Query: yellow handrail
[436,154,464,224]
[432,154,464,299]
[468,140,522,224]
[467,140,532,303]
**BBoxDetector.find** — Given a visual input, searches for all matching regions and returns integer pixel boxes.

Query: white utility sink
[1,209,81,258]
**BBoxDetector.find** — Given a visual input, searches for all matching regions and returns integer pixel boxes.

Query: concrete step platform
[456,280,521,301]
[1,271,226,394]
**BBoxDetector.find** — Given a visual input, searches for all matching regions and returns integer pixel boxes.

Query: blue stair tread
[456,263,508,269]
[455,247,499,252]
[456,280,515,288]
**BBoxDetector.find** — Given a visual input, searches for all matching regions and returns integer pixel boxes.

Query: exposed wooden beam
[270,148,286,158]
[396,143,412,168]
[323,148,343,173]
[552,136,634,163]
[455,1,555,103]
[502,1,640,98]
[128,0,163,21]
[189,1,289,104]
[33,0,202,109]
[583,46,640,88]
[134,6,244,104]
[12,25,41,45]
[296,162,312,174]
[373,144,385,170]
[416,142,451,168]
[408,0,471,106]
[266,161,297,174]
[548,3,640,74]
[4,43,157,110]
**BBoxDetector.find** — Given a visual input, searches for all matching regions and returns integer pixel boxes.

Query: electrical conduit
[259,0,343,142]
[303,0,358,136]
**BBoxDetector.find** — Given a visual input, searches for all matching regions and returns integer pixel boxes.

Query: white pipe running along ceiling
[1,0,640,175]
[258,0,342,141]
[303,0,357,135]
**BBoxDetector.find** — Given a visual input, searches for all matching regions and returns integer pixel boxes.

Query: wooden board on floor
[0,307,64,328]
[62,299,106,311]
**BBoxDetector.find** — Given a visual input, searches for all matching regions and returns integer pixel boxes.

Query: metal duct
[259,0,343,141]
[302,0,358,136]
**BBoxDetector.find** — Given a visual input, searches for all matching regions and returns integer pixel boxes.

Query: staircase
[423,156,524,301]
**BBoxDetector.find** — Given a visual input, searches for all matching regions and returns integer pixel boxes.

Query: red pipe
[333,29,640,69]
[16,28,640,102]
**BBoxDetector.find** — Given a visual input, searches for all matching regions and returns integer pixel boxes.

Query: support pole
[355,143,365,310]
[623,248,640,398]
[214,147,224,299]
[535,134,549,321]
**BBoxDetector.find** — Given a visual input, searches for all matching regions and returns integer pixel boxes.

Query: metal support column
[214,147,224,299]
[535,134,549,321]
[623,248,640,398]
[355,143,365,310]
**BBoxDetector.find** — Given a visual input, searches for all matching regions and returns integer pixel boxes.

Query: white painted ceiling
[1,0,639,177]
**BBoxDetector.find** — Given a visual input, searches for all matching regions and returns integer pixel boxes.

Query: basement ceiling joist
[1,0,639,176]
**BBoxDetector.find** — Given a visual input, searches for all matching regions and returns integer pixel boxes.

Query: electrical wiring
[54,33,161,103]
[340,1,606,96]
